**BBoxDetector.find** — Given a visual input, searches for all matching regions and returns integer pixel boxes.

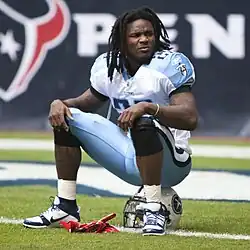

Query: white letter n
[186,14,245,59]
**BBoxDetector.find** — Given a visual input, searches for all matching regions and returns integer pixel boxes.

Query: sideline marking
[1,217,250,240]
[1,162,250,201]
[119,227,250,240]
[0,139,250,159]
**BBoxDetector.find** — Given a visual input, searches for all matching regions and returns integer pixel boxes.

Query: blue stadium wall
[0,0,249,136]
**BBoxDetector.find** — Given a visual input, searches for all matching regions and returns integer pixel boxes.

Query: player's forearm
[62,89,105,112]
[145,103,198,131]
[62,98,79,109]
[62,96,100,113]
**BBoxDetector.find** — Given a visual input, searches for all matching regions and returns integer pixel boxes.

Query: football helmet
[123,187,182,230]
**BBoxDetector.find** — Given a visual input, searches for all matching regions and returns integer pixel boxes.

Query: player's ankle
[58,196,77,210]
[144,184,161,203]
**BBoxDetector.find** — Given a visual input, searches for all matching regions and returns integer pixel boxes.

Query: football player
[23,6,198,236]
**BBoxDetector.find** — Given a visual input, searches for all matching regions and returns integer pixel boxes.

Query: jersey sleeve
[90,53,108,97]
[163,52,195,96]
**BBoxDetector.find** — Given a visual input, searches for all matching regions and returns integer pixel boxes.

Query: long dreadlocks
[107,6,171,81]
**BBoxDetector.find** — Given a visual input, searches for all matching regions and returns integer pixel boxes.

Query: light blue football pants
[67,108,191,187]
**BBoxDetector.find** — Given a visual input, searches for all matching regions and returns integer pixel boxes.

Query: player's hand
[117,102,148,132]
[48,99,73,131]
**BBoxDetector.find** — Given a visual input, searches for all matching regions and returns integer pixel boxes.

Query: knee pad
[130,117,163,156]
[54,129,81,147]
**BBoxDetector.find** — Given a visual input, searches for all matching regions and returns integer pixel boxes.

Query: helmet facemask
[123,195,146,228]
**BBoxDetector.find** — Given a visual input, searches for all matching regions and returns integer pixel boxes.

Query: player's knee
[68,107,81,115]
[68,108,96,126]
[54,129,81,147]
[67,108,82,124]
[130,117,163,156]
[67,108,89,131]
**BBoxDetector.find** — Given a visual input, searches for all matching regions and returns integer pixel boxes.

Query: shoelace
[40,196,60,217]
[144,211,165,226]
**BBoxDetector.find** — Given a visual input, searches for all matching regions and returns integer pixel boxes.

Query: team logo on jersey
[0,0,71,102]
[176,63,187,77]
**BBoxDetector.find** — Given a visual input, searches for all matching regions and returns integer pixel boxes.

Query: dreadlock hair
[107,6,171,81]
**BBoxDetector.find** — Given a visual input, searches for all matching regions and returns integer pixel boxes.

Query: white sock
[58,179,76,200]
[144,185,161,203]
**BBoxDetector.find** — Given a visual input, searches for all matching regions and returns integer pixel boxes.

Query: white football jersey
[90,50,195,154]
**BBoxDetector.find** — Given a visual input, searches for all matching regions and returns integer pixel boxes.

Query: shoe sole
[23,215,80,229]
[142,233,166,236]
[23,223,48,229]
[142,232,166,236]
[23,220,64,229]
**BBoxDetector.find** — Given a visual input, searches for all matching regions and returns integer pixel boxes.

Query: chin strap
[60,213,119,233]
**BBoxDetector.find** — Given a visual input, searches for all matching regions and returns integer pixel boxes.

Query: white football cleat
[23,196,80,229]
[142,202,168,236]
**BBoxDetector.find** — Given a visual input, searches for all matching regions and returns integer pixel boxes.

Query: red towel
[60,213,119,233]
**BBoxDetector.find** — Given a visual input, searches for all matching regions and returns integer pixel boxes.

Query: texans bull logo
[0,0,70,102]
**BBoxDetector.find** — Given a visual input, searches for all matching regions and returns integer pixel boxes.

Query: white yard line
[0,139,249,159]
[119,227,250,240]
[168,230,250,240]
[192,145,250,159]
[0,139,54,151]
[2,162,250,200]
[1,217,250,240]
[0,217,23,224]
